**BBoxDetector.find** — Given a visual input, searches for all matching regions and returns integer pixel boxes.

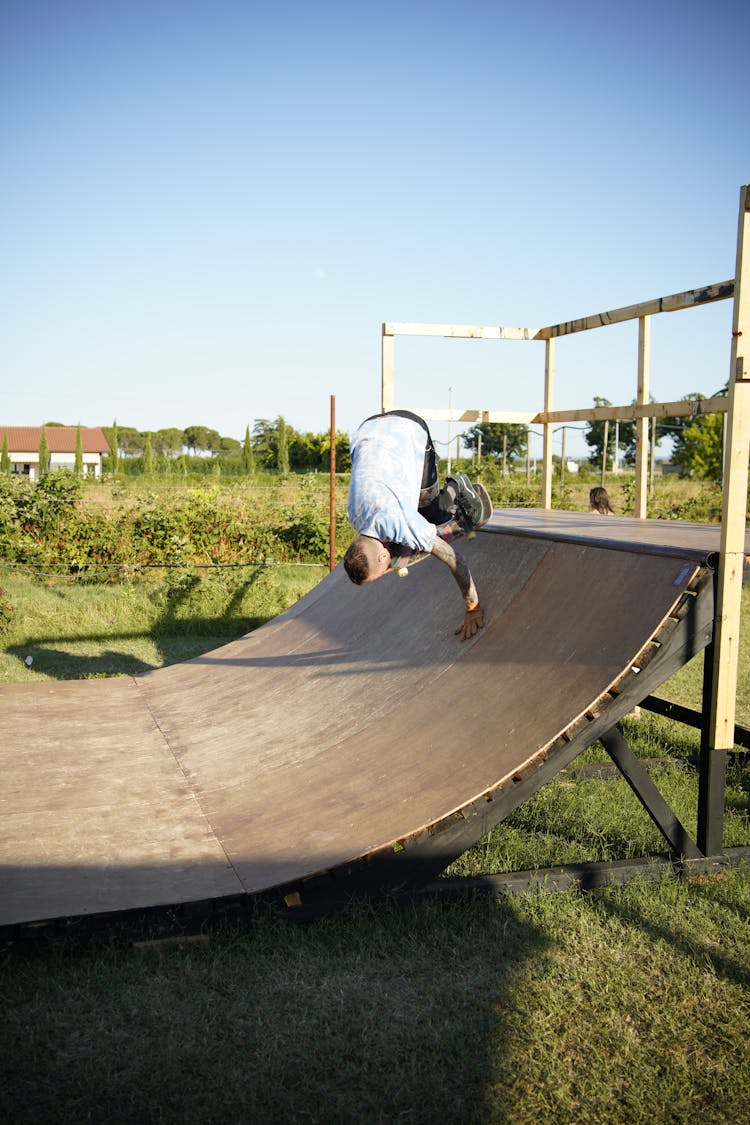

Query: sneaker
[447,474,484,528]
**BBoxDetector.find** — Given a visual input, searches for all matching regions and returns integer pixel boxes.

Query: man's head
[343,536,392,584]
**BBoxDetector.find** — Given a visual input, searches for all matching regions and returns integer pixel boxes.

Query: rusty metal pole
[329,395,336,572]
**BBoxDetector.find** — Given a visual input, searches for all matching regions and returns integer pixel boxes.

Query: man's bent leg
[417,429,456,525]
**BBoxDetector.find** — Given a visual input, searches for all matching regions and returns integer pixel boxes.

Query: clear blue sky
[2,0,747,459]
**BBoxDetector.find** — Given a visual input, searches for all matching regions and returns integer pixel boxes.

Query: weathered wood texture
[2,512,745,928]
[711,184,750,749]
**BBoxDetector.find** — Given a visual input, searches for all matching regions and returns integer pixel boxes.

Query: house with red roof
[0,426,110,481]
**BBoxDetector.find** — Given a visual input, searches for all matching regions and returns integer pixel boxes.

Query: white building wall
[10,452,103,481]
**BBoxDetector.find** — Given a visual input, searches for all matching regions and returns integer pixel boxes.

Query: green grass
[1,882,749,1123]
[1,530,749,1123]
[0,565,326,682]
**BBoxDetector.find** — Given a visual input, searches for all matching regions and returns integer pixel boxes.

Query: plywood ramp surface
[1,512,740,927]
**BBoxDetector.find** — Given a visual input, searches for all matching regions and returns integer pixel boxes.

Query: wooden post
[560,426,566,489]
[381,326,394,413]
[329,395,336,573]
[542,339,555,508]
[708,184,750,755]
[649,416,657,497]
[634,315,651,517]
[600,419,609,488]
[614,420,619,473]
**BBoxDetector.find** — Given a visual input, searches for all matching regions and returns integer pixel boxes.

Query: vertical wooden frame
[381,326,395,414]
[542,338,555,508]
[634,315,651,518]
[708,185,750,755]
[329,395,336,573]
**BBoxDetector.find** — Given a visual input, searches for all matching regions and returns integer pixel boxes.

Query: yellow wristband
[466,599,479,612]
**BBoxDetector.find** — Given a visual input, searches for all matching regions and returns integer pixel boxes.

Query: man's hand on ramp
[456,604,484,641]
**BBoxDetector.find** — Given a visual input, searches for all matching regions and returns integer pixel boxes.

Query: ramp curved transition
[0,511,734,929]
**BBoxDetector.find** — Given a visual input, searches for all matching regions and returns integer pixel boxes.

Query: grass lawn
[0,545,748,1123]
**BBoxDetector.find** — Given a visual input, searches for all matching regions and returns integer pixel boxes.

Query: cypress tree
[1,435,10,476]
[242,424,255,475]
[110,419,119,476]
[143,433,154,476]
[74,423,84,475]
[276,416,289,475]
[38,426,50,478]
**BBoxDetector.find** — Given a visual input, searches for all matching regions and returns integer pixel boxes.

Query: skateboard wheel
[466,530,476,540]
[397,567,409,577]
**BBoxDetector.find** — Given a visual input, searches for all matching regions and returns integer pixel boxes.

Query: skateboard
[388,482,492,577]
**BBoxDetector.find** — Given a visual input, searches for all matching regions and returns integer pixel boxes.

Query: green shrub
[0,585,15,634]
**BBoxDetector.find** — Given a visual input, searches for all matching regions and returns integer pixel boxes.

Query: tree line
[101,417,353,475]
[2,398,731,483]
[0,417,353,480]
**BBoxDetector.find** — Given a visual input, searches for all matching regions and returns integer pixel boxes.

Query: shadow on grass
[591,873,750,989]
[0,896,547,1124]
[5,570,279,679]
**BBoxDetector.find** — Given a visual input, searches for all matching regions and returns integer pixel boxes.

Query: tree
[184,425,211,455]
[109,419,119,476]
[152,428,185,457]
[38,426,50,477]
[289,431,323,471]
[242,425,255,474]
[251,418,296,471]
[218,436,241,455]
[275,416,290,474]
[182,425,222,456]
[673,413,724,480]
[1,435,10,476]
[584,398,638,465]
[251,419,275,467]
[117,427,146,456]
[462,422,527,464]
[665,389,726,470]
[314,431,352,473]
[143,433,155,476]
[74,423,84,475]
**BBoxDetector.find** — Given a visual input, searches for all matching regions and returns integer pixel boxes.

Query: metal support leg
[600,726,703,859]
[697,637,727,857]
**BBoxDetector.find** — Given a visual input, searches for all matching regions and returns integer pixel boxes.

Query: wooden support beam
[410,397,727,433]
[383,322,541,341]
[634,316,651,518]
[699,635,726,855]
[406,408,536,425]
[416,848,750,901]
[600,727,703,859]
[542,339,555,509]
[535,395,727,426]
[381,326,394,413]
[538,280,735,340]
[709,185,750,753]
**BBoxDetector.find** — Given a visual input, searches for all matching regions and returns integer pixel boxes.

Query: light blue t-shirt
[347,415,437,552]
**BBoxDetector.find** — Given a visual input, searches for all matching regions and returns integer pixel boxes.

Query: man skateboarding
[343,410,490,641]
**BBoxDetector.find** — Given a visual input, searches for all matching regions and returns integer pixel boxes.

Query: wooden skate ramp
[0,511,741,929]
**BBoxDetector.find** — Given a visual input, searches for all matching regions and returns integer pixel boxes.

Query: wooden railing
[381,184,750,773]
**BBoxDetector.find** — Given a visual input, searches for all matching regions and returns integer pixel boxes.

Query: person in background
[590,486,615,515]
